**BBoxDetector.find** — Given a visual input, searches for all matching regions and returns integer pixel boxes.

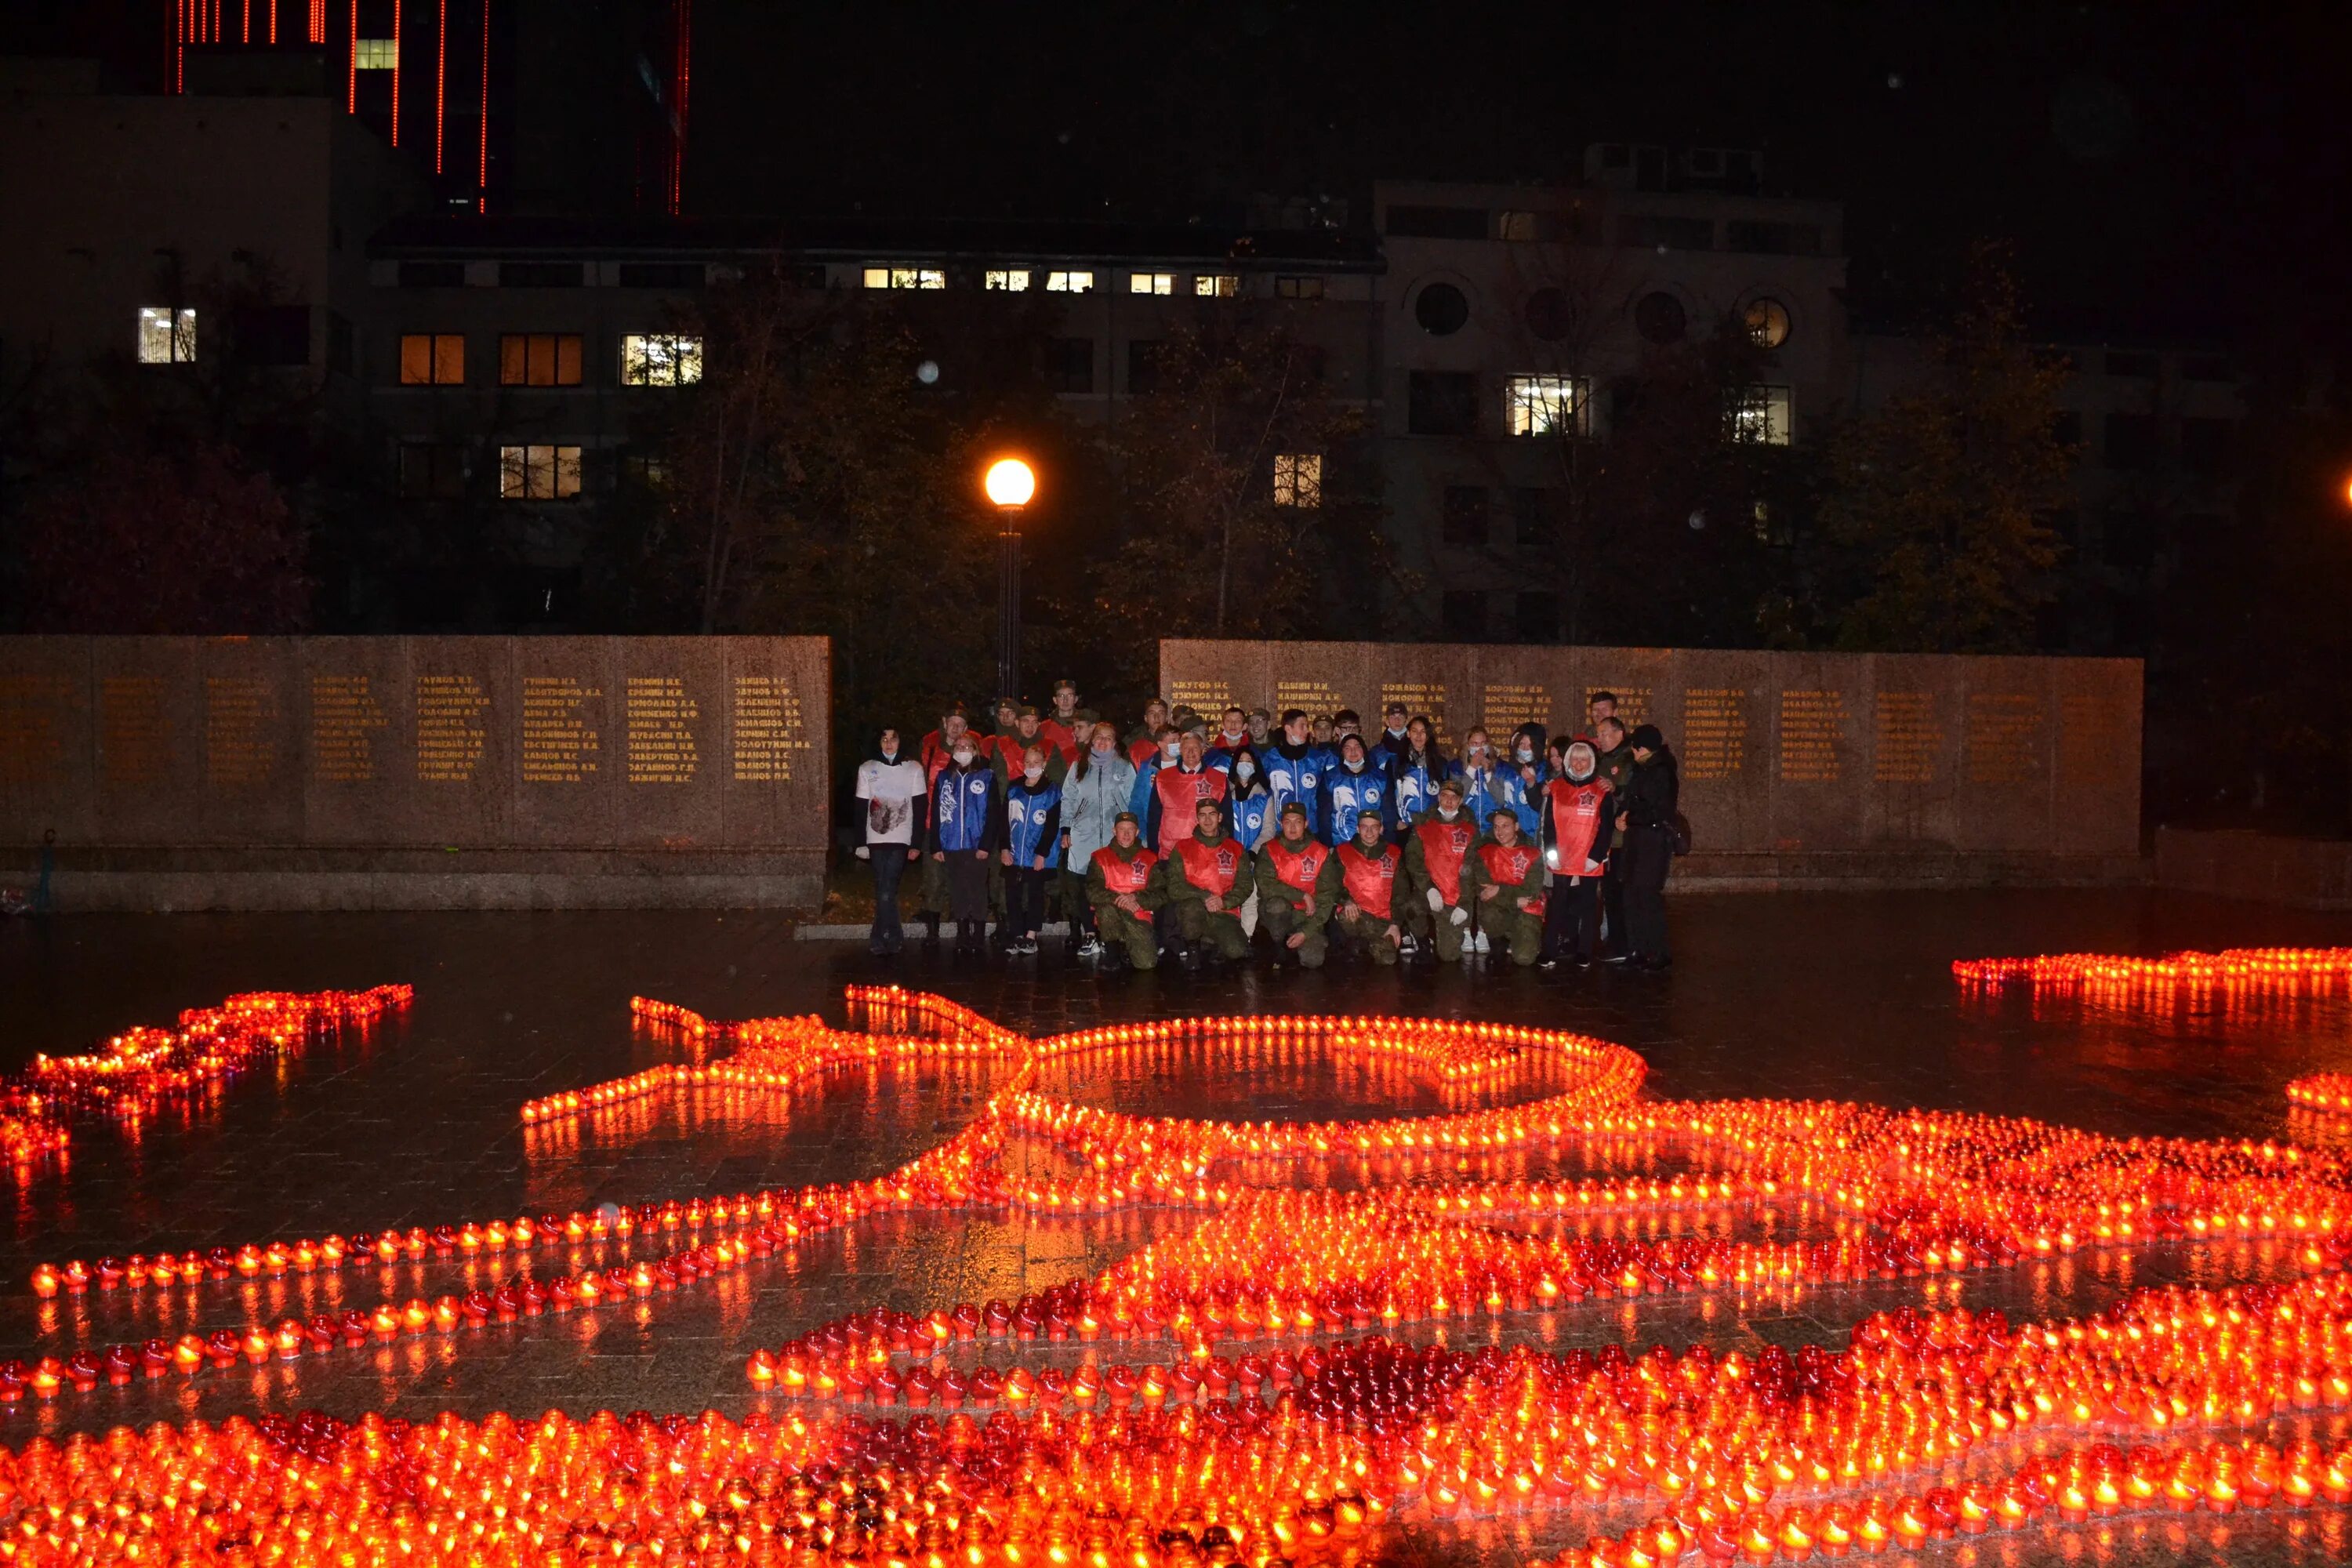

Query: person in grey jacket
[1058,720,1139,959]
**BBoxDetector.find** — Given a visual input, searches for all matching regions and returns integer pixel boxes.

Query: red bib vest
[1174,837,1245,915]
[1413,816,1476,904]
[1152,765,1229,855]
[1091,845,1157,895]
[1545,777,1613,877]
[1337,840,1400,920]
[1478,840,1545,916]
[1263,837,1329,903]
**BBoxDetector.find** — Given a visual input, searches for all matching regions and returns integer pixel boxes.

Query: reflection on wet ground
[3,887,2352,1566]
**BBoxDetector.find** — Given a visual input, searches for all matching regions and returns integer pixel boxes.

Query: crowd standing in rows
[852,680,1685,974]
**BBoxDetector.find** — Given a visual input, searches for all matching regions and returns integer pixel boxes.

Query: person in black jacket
[1611,724,1680,971]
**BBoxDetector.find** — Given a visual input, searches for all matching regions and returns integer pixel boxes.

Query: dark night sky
[688,1,2350,338]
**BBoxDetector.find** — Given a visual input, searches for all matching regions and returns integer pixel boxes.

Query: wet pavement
[3,887,2352,1566]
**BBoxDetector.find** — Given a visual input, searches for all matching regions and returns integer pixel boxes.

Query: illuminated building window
[862,267,946,290]
[1744,297,1791,349]
[1130,272,1174,296]
[1506,374,1590,437]
[1195,274,1239,297]
[499,445,583,500]
[985,269,1031,291]
[621,453,670,489]
[354,38,398,70]
[620,334,704,387]
[1272,452,1323,508]
[498,333,583,387]
[1275,275,1324,300]
[136,307,197,365]
[1045,270,1094,293]
[397,334,465,386]
[1732,385,1793,445]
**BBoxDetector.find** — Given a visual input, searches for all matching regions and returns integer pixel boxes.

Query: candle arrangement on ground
[9,961,2352,1568]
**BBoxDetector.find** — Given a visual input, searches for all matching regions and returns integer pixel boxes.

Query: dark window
[1442,485,1490,547]
[1633,291,1687,345]
[2103,412,2160,470]
[1724,220,1823,255]
[1127,339,1163,394]
[1407,371,1478,436]
[1514,590,1561,642]
[2180,416,2234,477]
[500,261,583,288]
[789,263,828,289]
[327,310,354,375]
[499,333,584,387]
[1511,487,1552,552]
[2103,350,2158,379]
[1048,337,1094,394]
[2181,355,2232,383]
[2052,411,2083,448]
[619,452,670,489]
[1414,282,1469,336]
[1617,214,1713,251]
[1523,287,1573,342]
[1286,344,1329,383]
[1440,590,1487,641]
[231,304,310,365]
[2101,510,2156,572]
[616,262,703,289]
[398,260,464,288]
[399,443,468,499]
[1274,275,1325,300]
[1385,205,1488,239]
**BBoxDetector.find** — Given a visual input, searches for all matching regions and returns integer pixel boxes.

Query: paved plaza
[3,887,2352,1566]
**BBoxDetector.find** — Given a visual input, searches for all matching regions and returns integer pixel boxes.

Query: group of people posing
[852,680,1684,974]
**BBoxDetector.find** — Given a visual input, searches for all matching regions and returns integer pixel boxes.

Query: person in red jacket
[1538,739,1613,971]
[1154,797,1250,967]
[1254,802,1338,968]
[1147,730,1229,855]
[1038,679,1081,757]
[1332,808,1404,965]
[1465,808,1545,967]
[1402,777,1479,964]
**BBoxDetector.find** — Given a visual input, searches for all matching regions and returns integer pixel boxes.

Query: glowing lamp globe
[985,458,1036,509]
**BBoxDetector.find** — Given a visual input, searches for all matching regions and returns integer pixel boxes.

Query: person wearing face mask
[1614,724,1682,971]
[1403,776,1478,964]
[1320,734,1391,852]
[1331,809,1404,965]
[1136,729,1229,857]
[1367,702,1412,777]
[1126,699,1171,768]
[853,726,928,957]
[1223,746,1272,851]
[1087,811,1162,972]
[1254,802,1337,968]
[914,705,975,947]
[1450,726,1503,957]
[1058,717,1136,960]
[1465,808,1545,967]
[999,745,1063,956]
[1388,714,1446,826]
[928,735,1000,957]
[1590,715,1636,962]
[1206,706,1253,768]
[1537,739,1613,971]
[1153,797,1251,969]
[1495,724,1550,839]
[1262,709,1330,840]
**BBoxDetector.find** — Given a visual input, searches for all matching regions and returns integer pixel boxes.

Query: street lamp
[984,457,1036,703]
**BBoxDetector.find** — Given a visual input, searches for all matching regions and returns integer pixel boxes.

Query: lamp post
[983,457,1036,704]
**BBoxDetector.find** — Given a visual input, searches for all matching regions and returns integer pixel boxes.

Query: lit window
[1506,375,1589,437]
[1131,272,1174,296]
[499,445,583,500]
[136,307,197,364]
[862,267,946,290]
[1275,275,1324,300]
[1498,210,1537,241]
[397,333,465,386]
[621,333,704,387]
[1195,274,1239,297]
[498,333,583,387]
[985,269,1030,292]
[1272,452,1323,508]
[1046,270,1095,293]
[1732,386,1793,445]
[354,38,397,70]
[1744,297,1791,349]
[621,453,670,489]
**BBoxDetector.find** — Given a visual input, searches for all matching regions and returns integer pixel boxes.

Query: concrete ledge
[2154,827,2352,910]
[1666,849,2147,891]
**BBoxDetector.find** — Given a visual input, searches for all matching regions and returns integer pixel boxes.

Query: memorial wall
[1162,640,2142,882]
[0,637,829,909]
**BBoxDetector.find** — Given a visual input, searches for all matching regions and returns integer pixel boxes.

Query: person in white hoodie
[852,727,927,956]
[1057,720,1138,960]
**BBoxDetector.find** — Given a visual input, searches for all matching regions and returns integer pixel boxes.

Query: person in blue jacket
[1320,733,1392,848]
[1261,709,1330,839]
[1386,713,1447,830]
[1494,722,1551,837]
[1225,746,1273,851]
[1367,702,1413,775]
[1451,725,1505,831]
[928,736,1000,956]
[999,745,1063,956]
